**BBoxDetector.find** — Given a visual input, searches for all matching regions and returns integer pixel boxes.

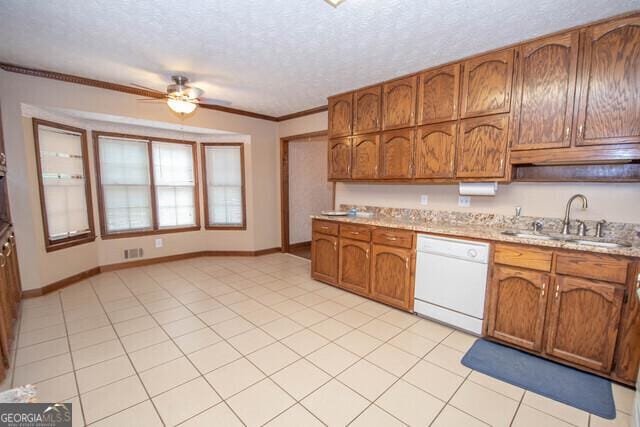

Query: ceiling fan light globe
[167,98,197,114]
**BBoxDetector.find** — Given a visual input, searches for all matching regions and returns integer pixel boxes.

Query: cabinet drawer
[312,220,339,236]
[372,228,414,249]
[340,224,371,242]
[494,244,552,272]
[555,252,629,284]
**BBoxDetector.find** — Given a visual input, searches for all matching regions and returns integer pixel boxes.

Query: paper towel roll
[459,182,498,196]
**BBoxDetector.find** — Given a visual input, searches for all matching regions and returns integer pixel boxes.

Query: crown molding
[0,62,327,122]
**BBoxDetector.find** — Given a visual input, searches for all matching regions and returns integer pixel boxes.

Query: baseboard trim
[288,241,311,250]
[22,247,281,299]
[22,267,102,298]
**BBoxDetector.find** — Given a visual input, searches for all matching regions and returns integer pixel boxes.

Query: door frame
[280,130,334,253]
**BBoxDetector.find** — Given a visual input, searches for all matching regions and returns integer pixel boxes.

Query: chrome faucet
[561,194,588,235]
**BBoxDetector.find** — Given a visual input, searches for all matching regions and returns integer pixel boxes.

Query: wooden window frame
[201,143,247,231]
[93,131,201,240]
[32,118,96,252]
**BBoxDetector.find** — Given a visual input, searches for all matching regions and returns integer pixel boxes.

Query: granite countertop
[311,214,640,258]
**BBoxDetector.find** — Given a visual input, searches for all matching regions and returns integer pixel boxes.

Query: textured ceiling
[0,0,637,117]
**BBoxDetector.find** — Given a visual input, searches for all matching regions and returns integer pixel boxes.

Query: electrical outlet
[458,196,471,207]
[155,238,163,248]
[420,195,429,206]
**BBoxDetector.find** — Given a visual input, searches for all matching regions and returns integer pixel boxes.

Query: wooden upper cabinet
[311,232,339,285]
[418,64,461,125]
[352,134,380,179]
[354,86,382,135]
[380,129,414,179]
[511,32,580,151]
[545,276,624,372]
[328,138,352,180]
[487,266,550,352]
[456,114,510,178]
[575,16,640,146]
[461,50,515,118]
[382,76,417,130]
[415,123,456,179]
[370,244,413,311]
[339,238,371,297]
[328,93,353,138]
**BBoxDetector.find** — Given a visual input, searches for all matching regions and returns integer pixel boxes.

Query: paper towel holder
[459,182,498,196]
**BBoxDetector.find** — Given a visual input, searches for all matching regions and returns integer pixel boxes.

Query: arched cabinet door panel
[456,114,509,178]
[328,93,353,138]
[311,233,339,285]
[380,129,414,179]
[338,238,370,296]
[415,123,456,178]
[486,265,550,352]
[352,134,380,179]
[461,49,514,118]
[418,64,461,125]
[544,275,624,372]
[382,76,417,130]
[354,86,382,135]
[328,137,352,180]
[575,17,640,146]
[370,244,413,311]
[511,31,579,151]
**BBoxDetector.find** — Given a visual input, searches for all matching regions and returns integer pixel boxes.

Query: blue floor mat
[461,339,615,419]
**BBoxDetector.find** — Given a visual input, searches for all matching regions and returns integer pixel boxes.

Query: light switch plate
[458,196,471,207]
[420,195,429,206]
[155,238,163,248]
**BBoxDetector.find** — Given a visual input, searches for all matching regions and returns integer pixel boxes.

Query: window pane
[37,126,91,242]
[205,146,244,226]
[98,135,152,234]
[152,142,196,228]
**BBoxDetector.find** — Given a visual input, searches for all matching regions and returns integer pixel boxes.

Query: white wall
[1,70,281,290]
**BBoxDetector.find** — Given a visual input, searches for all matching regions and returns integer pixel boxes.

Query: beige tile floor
[0,253,634,426]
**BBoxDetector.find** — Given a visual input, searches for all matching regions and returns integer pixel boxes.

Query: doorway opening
[280,131,334,260]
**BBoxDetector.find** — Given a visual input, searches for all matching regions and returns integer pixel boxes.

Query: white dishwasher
[414,234,490,335]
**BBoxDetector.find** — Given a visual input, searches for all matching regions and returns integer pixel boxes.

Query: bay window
[33,119,95,251]
[202,143,246,229]
[94,132,199,238]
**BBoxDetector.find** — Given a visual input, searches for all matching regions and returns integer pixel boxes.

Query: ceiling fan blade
[130,83,165,94]
[136,98,166,103]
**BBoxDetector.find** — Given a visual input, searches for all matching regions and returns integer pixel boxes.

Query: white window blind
[37,126,91,241]
[204,145,244,227]
[152,142,196,228]
[98,137,152,233]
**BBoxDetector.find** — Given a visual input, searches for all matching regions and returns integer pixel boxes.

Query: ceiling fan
[133,75,205,114]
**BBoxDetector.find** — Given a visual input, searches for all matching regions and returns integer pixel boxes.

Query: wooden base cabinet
[311,219,415,312]
[370,244,414,311]
[545,276,624,372]
[487,243,639,384]
[0,230,21,382]
[487,266,550,352]
[338,238,370,296]
[311,232,339,285]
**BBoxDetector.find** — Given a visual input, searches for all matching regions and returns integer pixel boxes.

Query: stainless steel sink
[501,231,558,241]
[565,239,632,248]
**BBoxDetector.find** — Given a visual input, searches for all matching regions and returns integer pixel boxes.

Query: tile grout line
[114,263,248,426]
[83,274,167,427]
[57,291,88,427]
